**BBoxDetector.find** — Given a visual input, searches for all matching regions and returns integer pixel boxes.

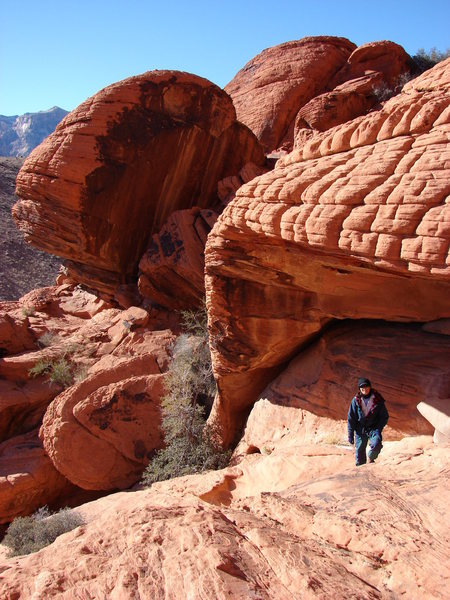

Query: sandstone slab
[0,436,447,598]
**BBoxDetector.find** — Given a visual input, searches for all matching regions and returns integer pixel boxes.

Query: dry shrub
[3,506,83,557]
[142,305,230,485]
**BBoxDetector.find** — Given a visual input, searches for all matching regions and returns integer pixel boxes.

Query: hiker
[347,377,389,466]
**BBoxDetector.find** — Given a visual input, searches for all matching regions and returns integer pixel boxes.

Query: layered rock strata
[237,320,450,448]
[206,59,450,445]
[13,71,264,297]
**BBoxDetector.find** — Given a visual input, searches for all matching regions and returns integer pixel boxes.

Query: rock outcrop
[13,71,264,298]
[206,59,450,445]
[237,320,450,446]
[225,36,356,152]
[0,435,448,599]
[138,207,218,310]
[0,429,100,524]
[226,37,416,153]
[0,285,177,518]
[41,351,171,491]
[1,37,448,599]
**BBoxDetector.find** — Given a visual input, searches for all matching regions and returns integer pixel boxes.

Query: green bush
[21,305,36,317]
[28,358,53,378]
[142,305,230,486]
[37,332,60,348]
[28,342,87,389]
[3,506,83,557]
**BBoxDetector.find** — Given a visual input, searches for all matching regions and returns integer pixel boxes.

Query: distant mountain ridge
[0,106,68,157]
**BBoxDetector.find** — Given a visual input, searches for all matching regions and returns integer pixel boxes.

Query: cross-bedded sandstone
[206,59,450,445]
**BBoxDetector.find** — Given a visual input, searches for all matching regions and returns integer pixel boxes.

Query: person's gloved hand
[348,435,354,445]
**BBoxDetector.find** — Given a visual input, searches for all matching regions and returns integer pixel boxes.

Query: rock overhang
[205,59,450,445]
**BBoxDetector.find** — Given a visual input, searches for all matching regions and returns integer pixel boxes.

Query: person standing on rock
[347,377,389,466]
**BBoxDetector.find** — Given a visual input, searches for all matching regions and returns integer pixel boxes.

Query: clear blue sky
[1,0,449,116]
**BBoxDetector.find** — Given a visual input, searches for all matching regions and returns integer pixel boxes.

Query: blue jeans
[355,430,382,466]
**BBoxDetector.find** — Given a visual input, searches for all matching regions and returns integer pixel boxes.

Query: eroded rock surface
[13,71,264,297]
[138,207,218,310]
[41,351,172,491]
[236,320,450,446]
[225,36,356,152]
[0,436,447,599]
[206,59,450,445]
[226,38,416,153]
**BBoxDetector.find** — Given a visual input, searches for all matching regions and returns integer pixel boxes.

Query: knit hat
[358,377,371,388]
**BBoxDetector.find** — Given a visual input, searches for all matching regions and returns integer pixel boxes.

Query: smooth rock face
[13,71,264,296]
[138,207,218,309]
[205,59,450,445]
[225,36,356,152]
[417,398,450,442]
[239,320,450,442]
[0,436,447,599]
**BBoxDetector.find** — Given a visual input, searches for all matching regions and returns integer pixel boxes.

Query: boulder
[328,41,417,90]
[295,41,417,145]
[225,36,355,152]
[40,351,172,490]
[13,71,264,297]
[0,285,176,501]
[205,59,450,445]
[225,38,416,154]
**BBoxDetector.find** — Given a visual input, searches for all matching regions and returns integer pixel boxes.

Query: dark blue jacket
[347,389,389,442]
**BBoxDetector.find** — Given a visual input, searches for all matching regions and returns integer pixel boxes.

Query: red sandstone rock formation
[0,429,101,524]
[0,285,177,517]
[206,59,450,445]
[0,435,447,598]
[226,38,416,153]
[138,207,218,310]
[225,36,356,152]
[238,320,450,444]
[13,71,264,298]
[41,351,172,491]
